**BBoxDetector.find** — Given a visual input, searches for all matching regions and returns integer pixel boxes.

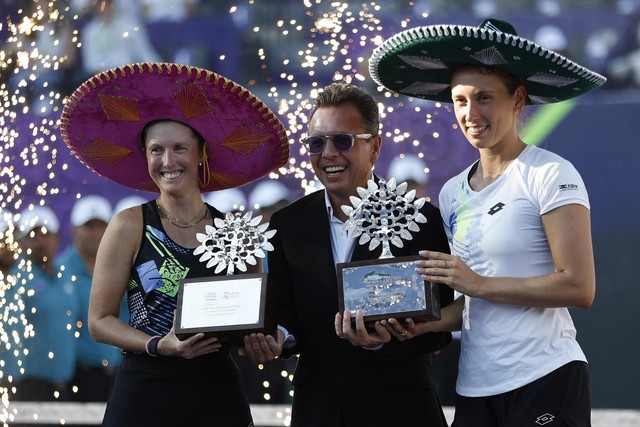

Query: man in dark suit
[244,82,452,427]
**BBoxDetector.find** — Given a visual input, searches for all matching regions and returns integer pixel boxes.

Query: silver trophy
[337,178,440,322]
[194,211,276,275]
[175,211,277,345]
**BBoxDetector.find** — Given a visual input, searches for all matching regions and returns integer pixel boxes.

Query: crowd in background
[1,0,640,118]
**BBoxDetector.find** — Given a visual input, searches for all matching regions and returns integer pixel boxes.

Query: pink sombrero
[60,62,290,193]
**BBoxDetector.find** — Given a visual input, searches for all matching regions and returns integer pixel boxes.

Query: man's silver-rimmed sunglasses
[300,133,374,155]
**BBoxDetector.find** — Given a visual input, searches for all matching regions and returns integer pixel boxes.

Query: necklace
[156,201,208,229]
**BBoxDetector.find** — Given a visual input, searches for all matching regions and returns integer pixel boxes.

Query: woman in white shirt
[369,17,606,426]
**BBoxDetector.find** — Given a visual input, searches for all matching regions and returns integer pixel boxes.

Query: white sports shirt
[439,144,589,397]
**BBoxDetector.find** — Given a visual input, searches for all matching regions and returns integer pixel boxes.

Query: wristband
[145,335,162,357]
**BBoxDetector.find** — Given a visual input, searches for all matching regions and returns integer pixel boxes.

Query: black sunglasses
[300,133,374,155]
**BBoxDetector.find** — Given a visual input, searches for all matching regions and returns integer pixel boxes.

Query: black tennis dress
[102,201,254,427]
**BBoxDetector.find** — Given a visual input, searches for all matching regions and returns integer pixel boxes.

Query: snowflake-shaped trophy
[194,211,277,275]
[342,178,427,258]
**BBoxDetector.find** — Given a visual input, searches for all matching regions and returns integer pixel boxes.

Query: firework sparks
[1,1,456,423]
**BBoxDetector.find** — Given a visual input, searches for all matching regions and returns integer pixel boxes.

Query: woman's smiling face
[451,66,525,151]
[144,121,202,195]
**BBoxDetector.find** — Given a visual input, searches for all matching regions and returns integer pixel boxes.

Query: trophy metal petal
[387,177,397,190]
[407,221,421,233]
[342,205,354,217]
[391,235,404,249]
[359,233,371,245]
[404,188,416,202]
[249,214,262,227]
[349,195,362,207]
[400,229,413,241]
[368,238,381,252]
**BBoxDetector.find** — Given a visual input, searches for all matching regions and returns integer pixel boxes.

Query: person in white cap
[113,194,149,214]
[248,180,291,223]
[203,188,248,214]
[2,205,79,401]
[386,154,430,199]
[58,195,128,402]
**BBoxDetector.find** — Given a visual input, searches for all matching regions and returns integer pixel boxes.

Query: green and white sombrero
[369,18,607,105]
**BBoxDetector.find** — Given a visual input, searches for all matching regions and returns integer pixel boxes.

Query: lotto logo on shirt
[558,183,579,192]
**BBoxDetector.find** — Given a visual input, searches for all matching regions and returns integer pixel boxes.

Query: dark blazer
[268,189,453,427]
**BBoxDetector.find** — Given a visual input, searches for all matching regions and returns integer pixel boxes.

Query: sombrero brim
[60,62,289,193]
[369,24,607,105]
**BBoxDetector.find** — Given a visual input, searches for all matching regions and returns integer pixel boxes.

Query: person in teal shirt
[58,194,129,402]
[3,206,79,401]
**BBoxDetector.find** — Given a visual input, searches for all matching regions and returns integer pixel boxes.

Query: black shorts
[453,361,591,427]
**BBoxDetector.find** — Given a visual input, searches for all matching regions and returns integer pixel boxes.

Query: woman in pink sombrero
[370,18,606,426]
[61,62,289,426]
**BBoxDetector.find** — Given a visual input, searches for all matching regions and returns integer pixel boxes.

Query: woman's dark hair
[139,119,206,151]
[309,82,380,135]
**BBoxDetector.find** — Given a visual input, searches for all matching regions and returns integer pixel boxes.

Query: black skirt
[103,352,254,427]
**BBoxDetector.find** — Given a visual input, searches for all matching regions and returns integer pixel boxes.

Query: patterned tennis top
[127,200,223,336]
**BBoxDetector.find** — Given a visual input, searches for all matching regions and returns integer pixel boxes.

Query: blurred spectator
[114,195,149,214]
[0,210,17,275]
[203,188,247,214]
[584,27,621,75]
[70,0,141,19]
[139,0,200,22]
[608,14,640,89]
[248,180,291,223]
[80,0,161,77]
[2,206,79,402]
[534,24,568,54]
[386,154,430,199]
[472,0,498,17]
[303,179,325,196]
[58,196,127,402]
[535,0,562,16]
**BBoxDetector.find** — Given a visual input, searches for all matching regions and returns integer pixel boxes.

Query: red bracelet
[145,335,162,357]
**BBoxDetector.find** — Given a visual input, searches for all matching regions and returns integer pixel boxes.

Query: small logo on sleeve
[558,184,579,192]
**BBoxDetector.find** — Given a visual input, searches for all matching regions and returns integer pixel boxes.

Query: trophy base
[175,273,276,347]
[337,255,440,324]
